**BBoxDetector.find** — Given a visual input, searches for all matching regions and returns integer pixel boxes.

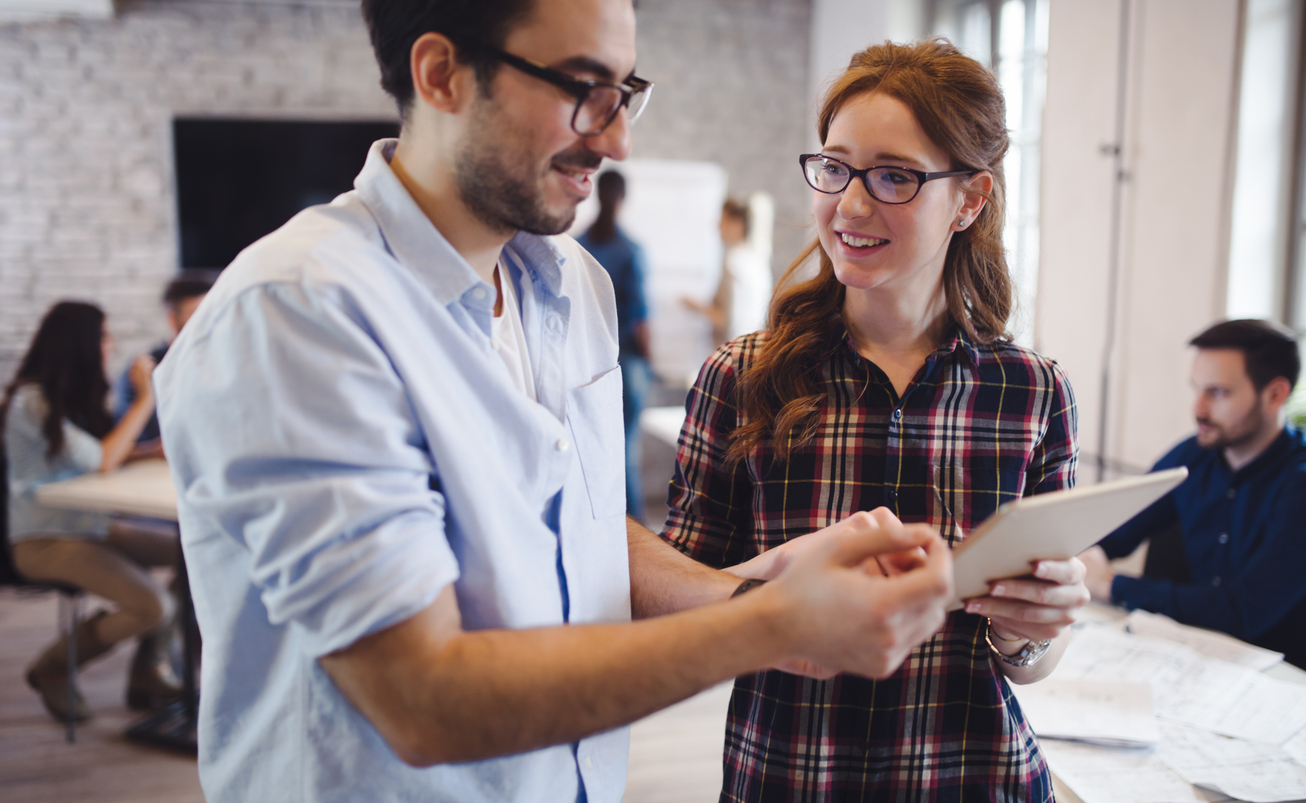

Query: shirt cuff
[1110,574,1172,615]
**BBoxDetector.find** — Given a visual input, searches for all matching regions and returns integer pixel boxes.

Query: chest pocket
[934,462,1026,540]
[566,366,627,519]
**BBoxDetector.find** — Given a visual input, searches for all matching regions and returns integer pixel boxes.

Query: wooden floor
[0,587,732,802]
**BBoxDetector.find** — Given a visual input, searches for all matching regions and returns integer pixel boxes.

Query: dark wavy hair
[1190,318,1301,392]
[729,39,1013,464]
[3,301,112,460]
[360,0,536,116]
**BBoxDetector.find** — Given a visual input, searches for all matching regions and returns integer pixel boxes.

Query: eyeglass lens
[802,157,921,204]
[574,83,651,136]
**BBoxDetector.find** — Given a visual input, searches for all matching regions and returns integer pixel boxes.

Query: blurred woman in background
[3,301,181,722]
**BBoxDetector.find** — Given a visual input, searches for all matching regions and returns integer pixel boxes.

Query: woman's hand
[127,354,157,400]
[964,558,1090,644]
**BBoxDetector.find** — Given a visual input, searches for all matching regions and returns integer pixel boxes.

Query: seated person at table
[1081,319,1306,667]
[116,271,214,453]
[3,301,182,722]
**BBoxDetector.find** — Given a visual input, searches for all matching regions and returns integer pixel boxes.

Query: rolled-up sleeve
[160,279,458,658]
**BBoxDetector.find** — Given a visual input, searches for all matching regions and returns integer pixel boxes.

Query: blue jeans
[619,354,651,521]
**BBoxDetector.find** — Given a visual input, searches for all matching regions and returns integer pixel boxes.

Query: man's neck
[1224,424,1285,472]
[391,137,511,286]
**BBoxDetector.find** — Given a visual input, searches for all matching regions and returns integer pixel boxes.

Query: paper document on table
[1012,679,1160,747]
[1125,610,1284,671]
[1159,723,1306,803]
[1040,739,1230,803]
[1055,625,1306,744]
[1286,728,1306,767]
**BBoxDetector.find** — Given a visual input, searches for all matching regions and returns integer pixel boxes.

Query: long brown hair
[729,39,1012,464]
[2,301,112,461]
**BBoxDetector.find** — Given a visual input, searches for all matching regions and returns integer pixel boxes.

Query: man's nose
[586,107,632,163]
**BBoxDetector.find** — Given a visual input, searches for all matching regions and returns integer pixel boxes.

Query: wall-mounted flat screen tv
[173,117,399,270]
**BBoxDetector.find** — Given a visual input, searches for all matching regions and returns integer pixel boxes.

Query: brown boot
[25,610,114,723]
[126,629,183,711]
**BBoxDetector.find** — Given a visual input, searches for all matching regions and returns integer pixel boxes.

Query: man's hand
[1078,545,1115,602]
[727,507,927,582]
[758,511,953,680]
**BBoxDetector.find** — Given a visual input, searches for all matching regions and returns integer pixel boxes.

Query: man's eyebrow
[553,55,631,83]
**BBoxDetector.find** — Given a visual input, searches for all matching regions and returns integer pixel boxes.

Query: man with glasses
[154,2,955,801]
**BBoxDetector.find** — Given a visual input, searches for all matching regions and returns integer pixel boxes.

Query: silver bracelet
[986,628,1052,668]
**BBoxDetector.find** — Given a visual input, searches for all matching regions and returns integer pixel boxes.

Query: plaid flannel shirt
[662,327,1077,802]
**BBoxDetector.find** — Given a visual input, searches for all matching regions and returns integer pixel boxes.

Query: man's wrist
[731,578,766,598]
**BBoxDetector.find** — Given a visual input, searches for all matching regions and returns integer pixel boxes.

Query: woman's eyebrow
[818,145,926,167]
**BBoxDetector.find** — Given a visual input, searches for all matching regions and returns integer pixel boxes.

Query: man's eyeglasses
[467,42,654,137]
[799,154,977,204]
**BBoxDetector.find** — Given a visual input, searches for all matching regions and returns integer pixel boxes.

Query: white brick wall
[0,0,812,385]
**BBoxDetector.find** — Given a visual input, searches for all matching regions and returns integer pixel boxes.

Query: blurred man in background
[1082,319,1306,666]
[117,271,214,453]
[577,170,651,521]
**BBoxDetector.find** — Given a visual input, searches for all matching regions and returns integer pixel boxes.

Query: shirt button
[1217,533,1229,544]
[547,315,564,333]
[886,489,898,503]
[1227,488,1237,500]
[582,755,593,770]
[472,286,488,301]
[1211,576,1222,587]
[555,438,570,452]
[892,409,902,421]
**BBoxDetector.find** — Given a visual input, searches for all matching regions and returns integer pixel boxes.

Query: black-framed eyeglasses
[467,42,654,137]
[799,154,977,204]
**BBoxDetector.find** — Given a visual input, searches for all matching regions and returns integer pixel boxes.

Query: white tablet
[948,467,1189,609]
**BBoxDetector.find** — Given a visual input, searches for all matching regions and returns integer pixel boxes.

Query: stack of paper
[1050,626,1306,744]
[1160,723,1306,803]
[1040,739,1231,803]
[1034,621,1306,803]
[1012,679,1160,747]
[1124,610,1285,671]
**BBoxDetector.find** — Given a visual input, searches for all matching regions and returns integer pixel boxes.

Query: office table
[35,458,197,753]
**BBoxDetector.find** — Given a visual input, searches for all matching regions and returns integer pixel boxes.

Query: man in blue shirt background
[1082,319,1306,667]
[576,170,651,521]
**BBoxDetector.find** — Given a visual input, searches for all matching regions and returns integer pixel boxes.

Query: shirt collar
[1229,425,1298,480]
[353,139,568,306]
[836,320,980,366]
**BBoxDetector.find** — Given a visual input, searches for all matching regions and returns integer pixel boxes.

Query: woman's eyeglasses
[800,153,977,205]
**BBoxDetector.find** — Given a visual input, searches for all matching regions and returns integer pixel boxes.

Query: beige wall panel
[1040,0,1240,477]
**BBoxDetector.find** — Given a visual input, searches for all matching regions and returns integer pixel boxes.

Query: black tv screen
[173,117,399,270]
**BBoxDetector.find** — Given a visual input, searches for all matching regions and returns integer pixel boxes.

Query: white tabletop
[33,458,178,522]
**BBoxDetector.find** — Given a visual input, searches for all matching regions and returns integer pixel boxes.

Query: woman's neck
[842,283,950,398]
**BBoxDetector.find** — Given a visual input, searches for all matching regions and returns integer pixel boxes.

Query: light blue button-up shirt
[155,140,631,803]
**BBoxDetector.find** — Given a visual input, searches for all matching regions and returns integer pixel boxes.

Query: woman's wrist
[987,619,1030,655]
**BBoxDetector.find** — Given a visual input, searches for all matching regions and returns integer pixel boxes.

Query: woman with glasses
[4,301,182,723]
[661,39,1088,800]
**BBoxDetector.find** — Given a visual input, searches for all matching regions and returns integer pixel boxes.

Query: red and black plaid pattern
[662,327,1077,802]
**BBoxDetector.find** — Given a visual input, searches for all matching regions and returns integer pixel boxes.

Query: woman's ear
[954,171,992,231]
